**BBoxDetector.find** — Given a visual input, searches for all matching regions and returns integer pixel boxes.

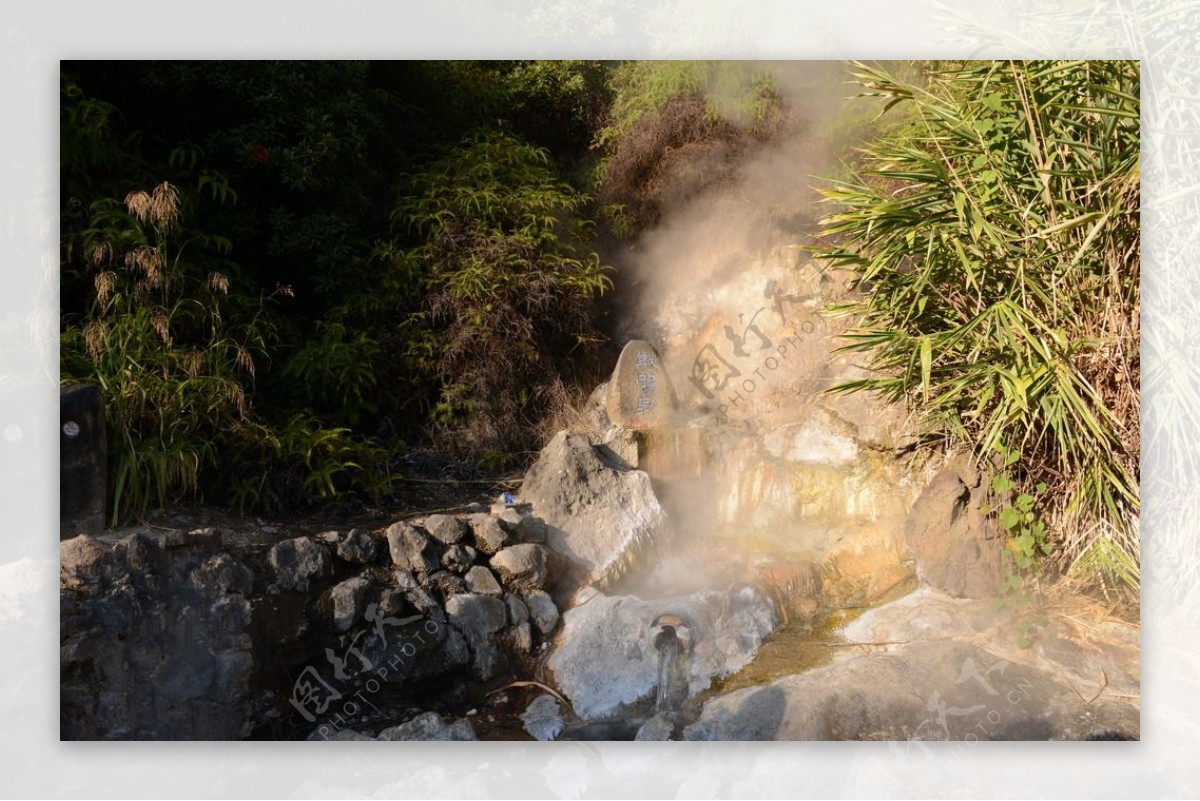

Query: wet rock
[903,459,1003,599]
[386,522,442,575]
[547,586,776,721]
[519,431,668,590]
[268,536,330,592]
[330,576,371,632]
[490,544,553,591]
[684,638,1139,741]
[470,515,509,555]
[377,711,477,741]
[336,528,380,565]
[762,418,857,466]
[445,593,509,680]
[635,712,675,741]
[191,554,253,596]
[524,590,560,635]
[423,514,468,546]
[464,565,502,596]
[521,694,565,741]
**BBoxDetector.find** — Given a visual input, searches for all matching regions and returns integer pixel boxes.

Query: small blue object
[501,491,515,505]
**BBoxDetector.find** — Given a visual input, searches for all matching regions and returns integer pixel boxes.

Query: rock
[425,570,466,598]
[187,526,222,549]
[445,593,509,680]
[470,515,509,555]
[505,593,530,625]
[496,507,524,531]
[635,712,676,741]
[60,534,112,595]
[337,528,380,565]
[116,532,159,574]
[331,576,372,632]
[518,431,669,590]
[514,515,548,544]
[524,590,560,635]
[546,586,776,721]
[191,554,253,596]
[585,380,612,433]
[605,339,678,429]
[386,522,442,575]
[441,544,476,574]
[489,544,553,591]
[684,639,1139,741]
[597,427,640,469]
[762,418,857,466]
[521,694,565,741]
[506,621,534,653]
[307,728,372,741]
[423,514,468,546]
[464,565,502,596]
[903,459,1003,599]
[377,711,477,741]
[268,536,330,592]
[314,529,339,545]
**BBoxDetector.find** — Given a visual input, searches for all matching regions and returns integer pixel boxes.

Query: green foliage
[228,414,394,514]
[597,61,778,149]
[60,181,273,523]
[383,130,612,455]
[811,60,1140,589]
[278,322,380,426]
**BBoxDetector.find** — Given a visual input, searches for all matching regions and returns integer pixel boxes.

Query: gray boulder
[336,528,380,565]
[521,694,565,741]
[330,576,371,632]
[423,514,468,546]
[377,711,477,741]
[524,590,560,635]
[489,544,553,591]
[445,593,509,680]
[518,431,668,589]
[464,565,503,596]
[903,459,1004,599]
[505,593,530,625]
[268,536,330,591]
[546,586,776,721]
[684,639,1140,741]
[191,554,253,596]
[470,515,509,555]
[441,544,477,574]
[386,522,442,575]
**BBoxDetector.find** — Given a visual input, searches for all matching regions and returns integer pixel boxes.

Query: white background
[2,1,1195,797]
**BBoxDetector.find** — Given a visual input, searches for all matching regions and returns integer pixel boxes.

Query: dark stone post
[60,384,107,537]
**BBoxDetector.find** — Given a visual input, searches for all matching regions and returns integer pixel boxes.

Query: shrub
[383,131,612,458]
[61,181,274,522]
[812,61,1140,591]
